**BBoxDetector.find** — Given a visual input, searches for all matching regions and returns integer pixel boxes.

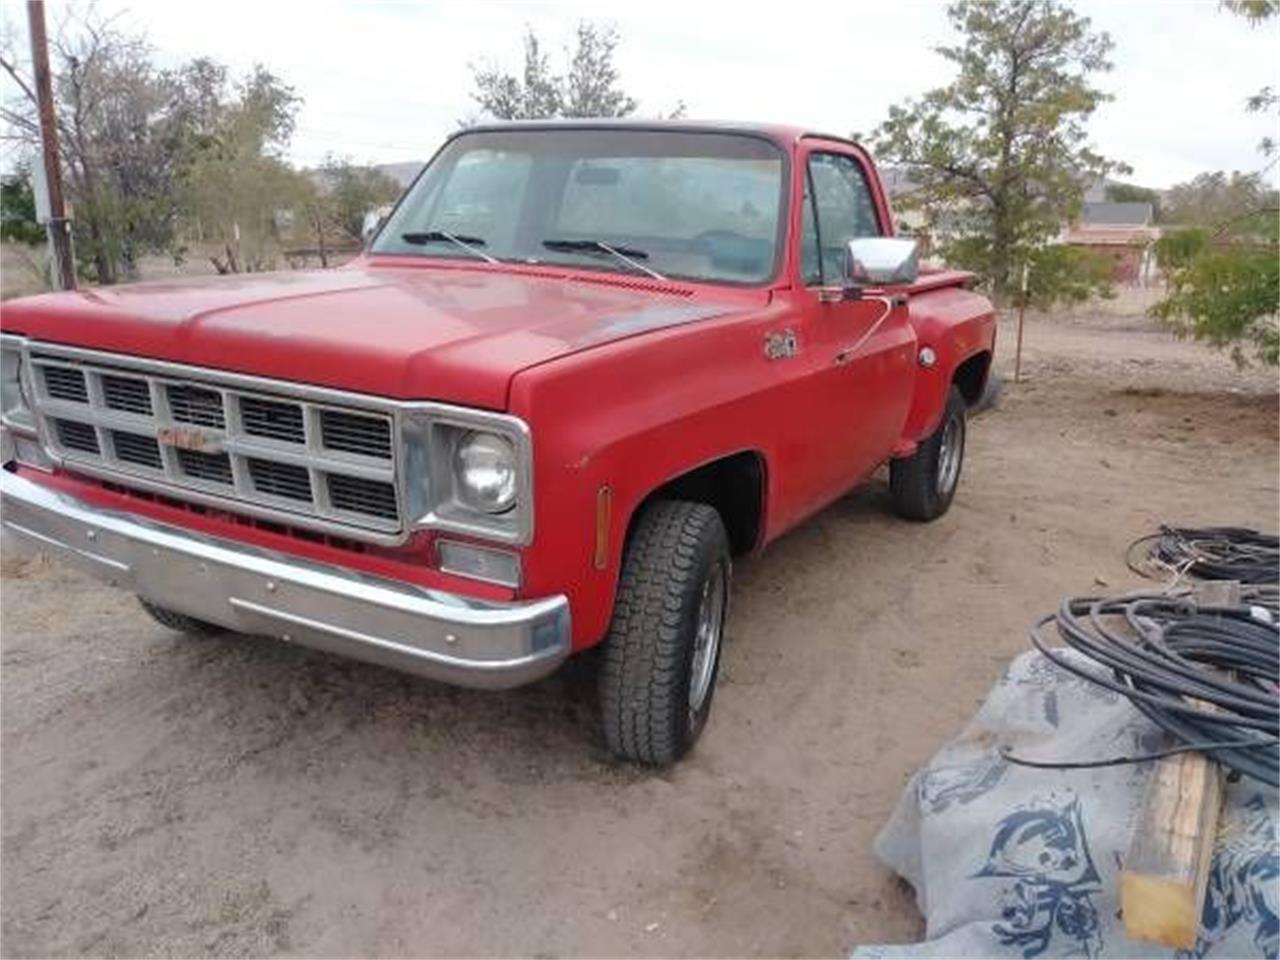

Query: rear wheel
[890,385,967,522]
[600,500,730,766]
[138,598,224,637]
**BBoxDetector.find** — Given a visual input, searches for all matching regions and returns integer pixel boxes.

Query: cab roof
[456,118,864,153]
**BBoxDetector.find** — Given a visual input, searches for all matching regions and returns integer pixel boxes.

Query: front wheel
[889,385,967,522]
[138,598,224,637]
[599,500,730,766]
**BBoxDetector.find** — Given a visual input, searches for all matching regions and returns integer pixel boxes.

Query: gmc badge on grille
[157,426,223,453]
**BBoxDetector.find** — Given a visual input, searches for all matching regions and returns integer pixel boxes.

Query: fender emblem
[764,328,799,361]
[157,426,223,452]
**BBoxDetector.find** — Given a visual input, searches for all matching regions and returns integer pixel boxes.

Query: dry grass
[1,242,350,301]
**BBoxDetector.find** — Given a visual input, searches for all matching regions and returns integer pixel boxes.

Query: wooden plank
[1121,748,1224,949]
[1121,581,1234,952]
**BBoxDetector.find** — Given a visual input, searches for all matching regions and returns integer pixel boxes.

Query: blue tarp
[855,650,1278,959]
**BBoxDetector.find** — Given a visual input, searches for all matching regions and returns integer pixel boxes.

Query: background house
[1061,201,1161,285]
[883,168,1166,287]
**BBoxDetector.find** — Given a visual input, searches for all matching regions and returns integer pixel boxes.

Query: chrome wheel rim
[937,415,963,496]
[689,559,727,714]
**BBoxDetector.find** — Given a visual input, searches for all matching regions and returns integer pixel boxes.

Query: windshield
[373,129,787,285]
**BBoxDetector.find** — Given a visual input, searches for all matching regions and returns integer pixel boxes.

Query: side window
[806,152,881,284]
[800,168,822,286]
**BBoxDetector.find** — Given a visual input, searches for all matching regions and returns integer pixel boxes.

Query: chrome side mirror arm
[816,238,919,303]
[817,284,867,303]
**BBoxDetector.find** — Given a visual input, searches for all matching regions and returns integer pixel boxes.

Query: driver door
[795,147,916,507]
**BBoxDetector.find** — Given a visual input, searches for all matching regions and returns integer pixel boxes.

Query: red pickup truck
[0,121,994,764]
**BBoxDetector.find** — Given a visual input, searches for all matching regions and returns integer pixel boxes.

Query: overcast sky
[7,0,1279,188]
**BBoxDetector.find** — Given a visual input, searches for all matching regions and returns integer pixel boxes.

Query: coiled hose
[1128,525,1280,585]
[1011,589,1279,785]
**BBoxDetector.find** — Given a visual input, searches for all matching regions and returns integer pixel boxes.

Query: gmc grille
[110,430,163,469]
[55,417,99,453]
[166,384,225,428]
[43,366,89,403]
[241,396,305,443]
[327,474,399,521]
[176,448,233,485]
[101,374,153,415]
[30,352,403,538]
[320,409,392,459]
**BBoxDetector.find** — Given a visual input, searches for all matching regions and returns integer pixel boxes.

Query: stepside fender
[898,285,997,447]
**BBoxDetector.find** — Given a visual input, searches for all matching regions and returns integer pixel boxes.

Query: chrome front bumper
[0,470,570,689]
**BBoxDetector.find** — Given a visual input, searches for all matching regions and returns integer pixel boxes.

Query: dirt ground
[1,293,1276,958]
[0,242,342,302]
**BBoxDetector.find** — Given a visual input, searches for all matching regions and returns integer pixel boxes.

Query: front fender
[507,301,794,651]
[898,286,996,446]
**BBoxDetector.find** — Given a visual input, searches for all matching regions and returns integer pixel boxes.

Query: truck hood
[0,263,751,410]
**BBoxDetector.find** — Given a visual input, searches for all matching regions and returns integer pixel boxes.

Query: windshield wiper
[401,230,497,263]
[541,238,667,281]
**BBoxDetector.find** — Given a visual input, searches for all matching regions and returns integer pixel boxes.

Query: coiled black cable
[1007,588,1280,786]
[1127,525,1280,585]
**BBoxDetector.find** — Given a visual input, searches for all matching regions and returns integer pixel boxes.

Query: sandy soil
[1,298,1276,958]
[0,242,348,302]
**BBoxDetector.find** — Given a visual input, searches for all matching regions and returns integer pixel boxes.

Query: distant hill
[376,162,425,189]
[879,167,1160,203]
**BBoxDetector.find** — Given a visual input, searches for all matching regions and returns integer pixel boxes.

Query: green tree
[1148,3,1279,366]
[1022,244,1114,308]
[1154,227,1211,272]
[1152,176,1278,365]
[173,63,303,273]
[1,13,185,282]
[1152,229,1278,365]
[291,158,403,268]
[1161,171,1278,228]
[0,165,50,296]
[1222,1,1280,153]
[1222,0,1280,19]
[1105,181,1161,219]
[872,0,1124,298]
[0,13,302,282]
[0,165,43,246]
[317,157,402,241]
[467,21,639,121]
[943,237,1114,307]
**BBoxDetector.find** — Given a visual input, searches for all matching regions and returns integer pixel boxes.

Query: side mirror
[362,208,389,248]
[844,237,919,286]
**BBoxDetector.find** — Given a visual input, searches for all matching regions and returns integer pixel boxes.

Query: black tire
[138,597,224,637]
[600,500,731,766]
[890,385,967,522]
[974,371,1003,415]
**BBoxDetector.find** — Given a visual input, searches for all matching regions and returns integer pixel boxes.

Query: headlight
[404,407,531,545]
[453,431,518,514]
[0,335,35,435]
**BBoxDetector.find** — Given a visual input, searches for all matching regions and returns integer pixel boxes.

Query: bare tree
[468,21,648,121]
[1,8,303,282]
[561,22,636,118]
[468,29,564,120]
[2,9,179,282]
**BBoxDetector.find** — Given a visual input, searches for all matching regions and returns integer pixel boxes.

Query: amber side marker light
[594,485,613,570]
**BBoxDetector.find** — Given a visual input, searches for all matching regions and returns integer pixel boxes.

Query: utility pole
[27,0,75,290]
[1013,260,1029,383]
